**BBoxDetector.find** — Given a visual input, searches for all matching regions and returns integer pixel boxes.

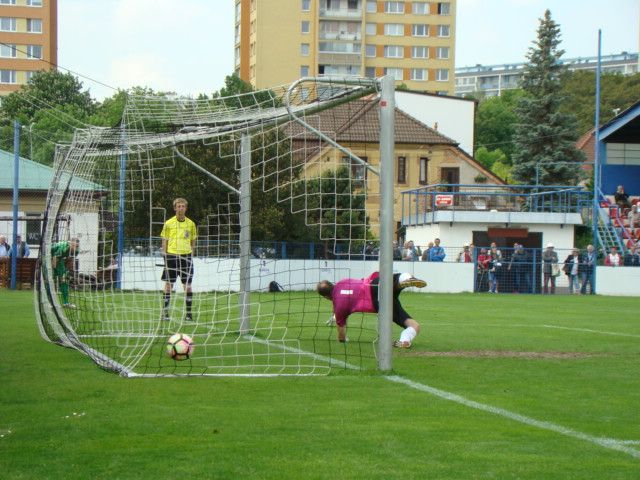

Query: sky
[58,0,639,101]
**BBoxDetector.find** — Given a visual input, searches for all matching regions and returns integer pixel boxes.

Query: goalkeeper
[316,272,426,348]
[51,238,79,308]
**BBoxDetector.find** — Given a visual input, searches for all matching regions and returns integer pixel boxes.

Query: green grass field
[2,290,639,479]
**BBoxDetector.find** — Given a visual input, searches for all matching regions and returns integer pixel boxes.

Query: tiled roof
[287,99,458,146]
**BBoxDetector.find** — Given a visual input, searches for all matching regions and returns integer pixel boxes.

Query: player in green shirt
[51,238,79,308]
[160,198,197,321]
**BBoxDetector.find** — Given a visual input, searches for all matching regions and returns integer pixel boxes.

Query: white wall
[396,91,476,155]
[595,266,640,296]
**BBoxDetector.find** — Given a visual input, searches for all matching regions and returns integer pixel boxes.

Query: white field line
[429,322,640,339]
[385,375,640,459]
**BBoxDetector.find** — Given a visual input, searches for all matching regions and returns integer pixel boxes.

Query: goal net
[35,76,390,377]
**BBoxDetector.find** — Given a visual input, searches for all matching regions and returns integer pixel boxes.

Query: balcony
[319,8,362,19]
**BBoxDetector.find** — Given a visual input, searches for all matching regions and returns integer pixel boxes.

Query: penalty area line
[385,375,640,459]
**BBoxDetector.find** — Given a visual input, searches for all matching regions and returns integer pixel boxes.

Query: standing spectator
[160,197,197,322]
[0,235,10,257]
[509,244,530,293]
[580,244,597,295]
[614,185,631,212]
[421,241,433,261]
[457,243,472,263]
[392,240,403,261]
[604,246,621,267]
[488,243,503,293]
[629,204,639,230]
[623,244,640,266]
[429,238,446,262]
[563,248,582,294]
[402,240,419,261]
[51,238,79,308]
[476,247,491,292]
[542,243,559,294]
[13,235,30,258]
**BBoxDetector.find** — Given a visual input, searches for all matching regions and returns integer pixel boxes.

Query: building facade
[235,0,456,94]
[0,0,57,96]
[455,52,639,97]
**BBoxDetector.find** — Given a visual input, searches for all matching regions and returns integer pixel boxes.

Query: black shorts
[162,254,194,285]
[370,273,411,328]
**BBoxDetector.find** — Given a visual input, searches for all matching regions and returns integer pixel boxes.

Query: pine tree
[511,10,584,185]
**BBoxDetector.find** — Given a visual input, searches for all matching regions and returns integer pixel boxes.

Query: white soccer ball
[165,333,194,361]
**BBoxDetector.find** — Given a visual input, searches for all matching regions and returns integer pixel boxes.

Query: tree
[474,89,524,165]
[511,10,584,186]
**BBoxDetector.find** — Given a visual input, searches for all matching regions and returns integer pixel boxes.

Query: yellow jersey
[160,216,197,255]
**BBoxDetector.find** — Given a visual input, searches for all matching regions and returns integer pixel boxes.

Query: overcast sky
[58,0,639,101]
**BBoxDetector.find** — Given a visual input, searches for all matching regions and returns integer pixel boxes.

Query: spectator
[0,235,10,257]
[629,204,639,230]
[488,244,502,293]
[457,243,472,263]
[402,240,419,261]
[469,243,477,262]
[429,238,446,262]
[477,247,491,292]
[614,185,631,212]
[421,242,433,261]
[580,244,597,295]
[542,243,559,294]
[623,245,640,267]
[563,248,582,294]
[509,244,530,294]
[604,246,621,267]
[13,235,30,258]
[392,240,403,261]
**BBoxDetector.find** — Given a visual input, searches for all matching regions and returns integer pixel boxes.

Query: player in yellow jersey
[160,198,197,321]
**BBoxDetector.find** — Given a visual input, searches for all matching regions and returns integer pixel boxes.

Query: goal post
[35,76,397,377]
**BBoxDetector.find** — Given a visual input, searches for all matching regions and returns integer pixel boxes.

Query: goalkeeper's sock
[163,292,171,310]
[60,282,69,304]
[185,291,193,314]
[399,326,417,345]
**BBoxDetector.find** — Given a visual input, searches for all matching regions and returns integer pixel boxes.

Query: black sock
[163,293,171,309]
[186,291,193,314]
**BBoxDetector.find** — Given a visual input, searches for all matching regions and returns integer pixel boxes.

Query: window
[384,67,403,80]
[25,213,42,245]
[25,70,36,83]
[412,2,428,14]
[302,0,311,11]
[344,156,368,185]
[27,45,42,59]
[438,2,450,15]
[0,43,15,58]
[0,0,16,4]
[347,0,358,9]
[384,23,403,36]
[412,24,428,36]
[301,21,310,33]
[436,46,449,59]
[365,66,376,78]
[411,68,427,81]
[300,65,309,77]
[411,46,428,58]
[0,69,16,84]
[419,157,429,184]
[437,24,450,37]
[436,68,449,81]
[384,1,404,14]
[234,25,240,44]
[27,0,43,5]
[384,45,403,58]
[27,18,42,33]
[366,0,377,12]
[235,2,241,21]
[365,23,376,35]
[365,44,376,57]
[397,156,406,183]
[0,17,16,32]
[301,43,310,55]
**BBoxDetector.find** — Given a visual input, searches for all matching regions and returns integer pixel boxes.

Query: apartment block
[235,0,456,94]
[0,0,57,95]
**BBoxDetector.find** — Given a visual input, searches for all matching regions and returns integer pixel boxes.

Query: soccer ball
[165,333,194,361]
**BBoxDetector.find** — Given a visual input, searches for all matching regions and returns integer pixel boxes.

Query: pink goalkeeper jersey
[332,272,379,326]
